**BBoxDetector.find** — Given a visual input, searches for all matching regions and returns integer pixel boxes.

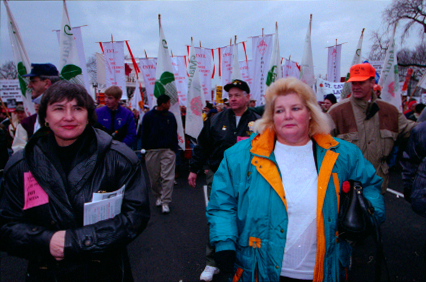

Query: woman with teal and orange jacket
[206,77,385,282]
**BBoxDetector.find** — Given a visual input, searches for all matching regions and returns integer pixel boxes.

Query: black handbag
[338,180,390,281]
[338,180,374,241]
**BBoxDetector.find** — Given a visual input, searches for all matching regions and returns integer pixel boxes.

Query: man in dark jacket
[95,86,136,147]
[141,94,178,214]
[188,79,260,281]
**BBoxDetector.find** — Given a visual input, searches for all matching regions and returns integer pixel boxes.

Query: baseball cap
[22,63,59,77]
[14,105,25,112]
[347,63,376,82]
[224,79,250,94]
[373,84,382,91]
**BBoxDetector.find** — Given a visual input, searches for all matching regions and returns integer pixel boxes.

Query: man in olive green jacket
[328,63,416,193]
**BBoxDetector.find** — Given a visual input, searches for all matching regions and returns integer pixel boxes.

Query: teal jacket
[206,129,385,282]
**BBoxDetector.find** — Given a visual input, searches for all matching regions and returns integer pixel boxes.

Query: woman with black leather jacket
[0,81,150,282]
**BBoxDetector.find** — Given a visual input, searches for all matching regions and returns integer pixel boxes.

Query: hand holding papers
[83,185,125,226]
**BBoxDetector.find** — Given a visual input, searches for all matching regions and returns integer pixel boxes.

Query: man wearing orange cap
[328,63,416,193]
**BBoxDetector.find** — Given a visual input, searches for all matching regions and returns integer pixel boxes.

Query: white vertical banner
[266,23,283,88]
[239,60,252,88]
[58,1,85,87]
[171,56,188,106]
[300,15,316,90]
[103,41,126,91]
[231,41,242,81]
[96,52,106,85]
[194,47,214,101]
[186,41,205,139]
[247,59,254,88]
[251,34,273,104]
[129,84,143,114]
[139,58,157,109]
[341,29,364,100]
[327,44,342,83]
[378,25,402,111]
[219,45,233,97]
[282,59,301,79]
[56,27,91,97]
[4,0,35,115]
[155,17,185,150]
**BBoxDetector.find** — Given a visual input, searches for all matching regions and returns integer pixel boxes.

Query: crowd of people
[0,61,425,281]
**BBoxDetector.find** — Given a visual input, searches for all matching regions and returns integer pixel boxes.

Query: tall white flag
[58,0,85,86]
[240,60,252,87]
[282,59,301,79]
[266,22,283,87]
[231,40,242,81]
[341,29,364,99]
[378,25,402,111]
[4,0,35,115]
[96,52,106,85]
[194,47,214,101]
[300,15,315,89]
[155,15,185,150]
[327,44,342,83]
[185,39,206,139]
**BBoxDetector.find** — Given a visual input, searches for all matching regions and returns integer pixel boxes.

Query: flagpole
[158,14,161,32]
[199,41,201,48]
[144,50,148,58]
[262,28,264,37]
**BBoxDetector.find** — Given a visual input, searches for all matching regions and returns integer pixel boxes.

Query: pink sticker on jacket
[237,136,249,142]
[23,172,49,210]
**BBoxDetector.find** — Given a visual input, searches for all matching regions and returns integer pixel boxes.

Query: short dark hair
[38,80,97,127]
[157,94,170,106]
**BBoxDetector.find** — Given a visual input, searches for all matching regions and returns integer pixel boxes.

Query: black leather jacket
[0,126,150,281]
[189,108,261,173]
[401,122,426,218]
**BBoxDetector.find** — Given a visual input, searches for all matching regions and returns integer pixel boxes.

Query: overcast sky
[0,0,413,79]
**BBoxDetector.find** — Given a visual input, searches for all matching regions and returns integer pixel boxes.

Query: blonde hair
[254,77,331,136]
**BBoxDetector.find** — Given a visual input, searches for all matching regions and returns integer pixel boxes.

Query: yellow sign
[216,86,223,103]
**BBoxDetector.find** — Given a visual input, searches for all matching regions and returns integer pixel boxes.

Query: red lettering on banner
[223,53,232,57]
[143,65,154,69]
[196,54,206,58]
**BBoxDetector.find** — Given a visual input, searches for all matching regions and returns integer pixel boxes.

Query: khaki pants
[145,149,176,204]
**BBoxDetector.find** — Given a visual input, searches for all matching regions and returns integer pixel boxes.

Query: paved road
[1,162,425,281]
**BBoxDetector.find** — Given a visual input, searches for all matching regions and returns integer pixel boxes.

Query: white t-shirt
[274,140,318,280]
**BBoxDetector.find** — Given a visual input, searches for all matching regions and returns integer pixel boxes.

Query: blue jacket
[141,108,178,152]
[95,105,136,147]
[207,129,385,282]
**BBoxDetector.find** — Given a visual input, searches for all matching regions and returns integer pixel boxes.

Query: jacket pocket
[380,129,397,158]
[337,132,359,146]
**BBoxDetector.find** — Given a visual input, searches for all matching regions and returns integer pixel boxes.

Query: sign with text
[139,57,157,108]
[316,78,344,101]
[0,79,22,103]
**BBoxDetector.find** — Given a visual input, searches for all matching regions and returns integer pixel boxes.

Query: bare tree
[0,61,17,79]
[384,0,426,42]
[368,31,390,61]
[86,54,97,84]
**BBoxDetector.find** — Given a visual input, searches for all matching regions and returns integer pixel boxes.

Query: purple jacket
[95,105,136,147]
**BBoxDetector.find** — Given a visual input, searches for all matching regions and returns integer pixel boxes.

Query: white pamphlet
[83,185,125,226]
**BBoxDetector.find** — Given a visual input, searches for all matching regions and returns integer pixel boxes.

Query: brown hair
[104,86,122,100]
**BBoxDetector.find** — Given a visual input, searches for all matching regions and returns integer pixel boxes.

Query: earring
[45,122,49,127]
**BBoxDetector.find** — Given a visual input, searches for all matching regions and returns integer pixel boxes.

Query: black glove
[214,250,236,274]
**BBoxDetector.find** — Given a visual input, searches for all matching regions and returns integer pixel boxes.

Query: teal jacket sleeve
[342,141,386,224]
[206,151,238,252]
